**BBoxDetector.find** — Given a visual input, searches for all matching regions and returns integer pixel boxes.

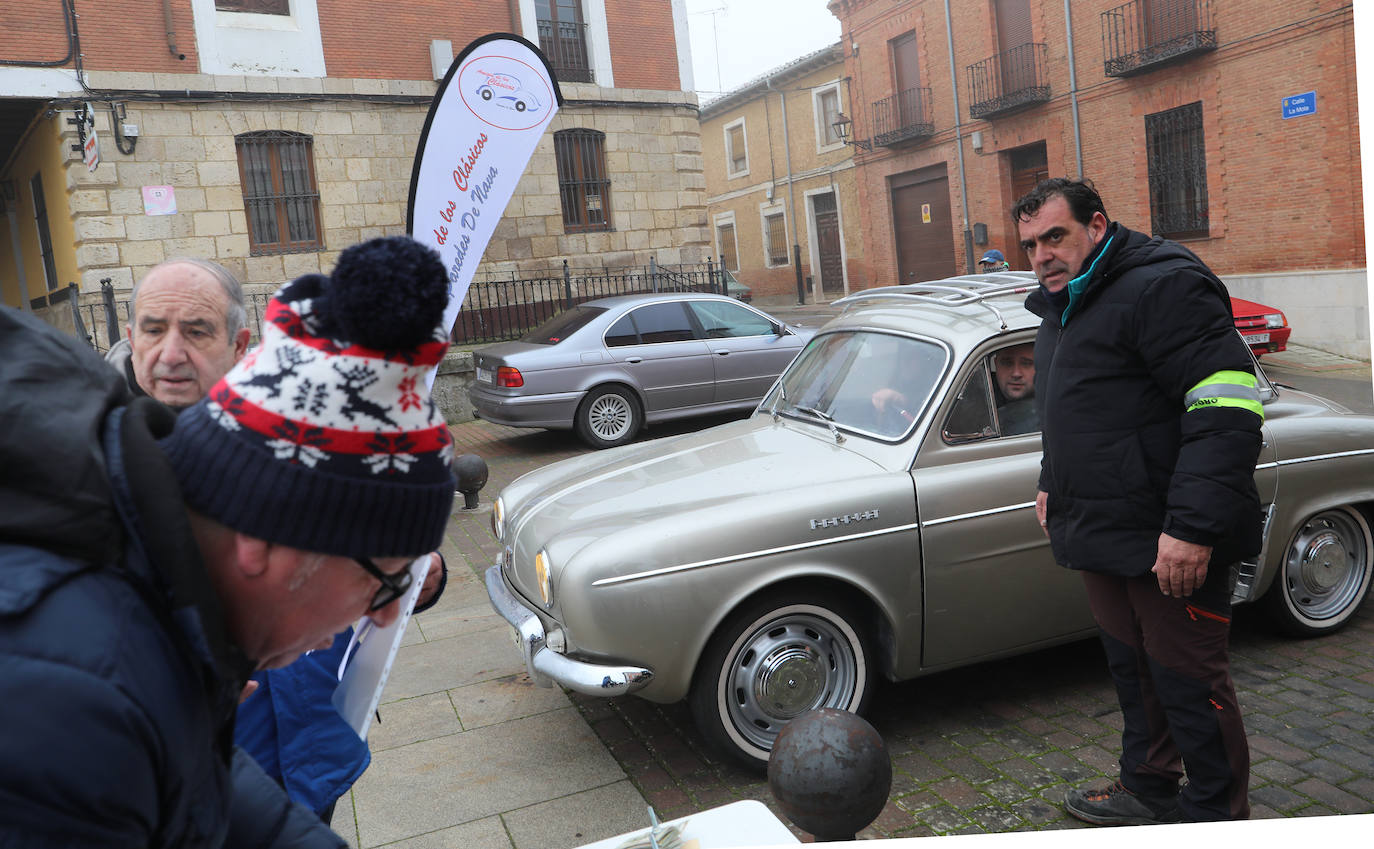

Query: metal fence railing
[967,43,1050,120]
[44,260,737,355]
[453,259,735,346]
[871,87,935,148]
[1102,0,1215,77]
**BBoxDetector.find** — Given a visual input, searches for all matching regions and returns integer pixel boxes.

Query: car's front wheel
[574,385,641,449]
[1262,506,1374,636]
[689,592,875,771]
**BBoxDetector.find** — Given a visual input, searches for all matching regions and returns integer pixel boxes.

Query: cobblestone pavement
[452,412,1374,843]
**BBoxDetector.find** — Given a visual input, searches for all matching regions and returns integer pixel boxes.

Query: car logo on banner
[460,58,554,131]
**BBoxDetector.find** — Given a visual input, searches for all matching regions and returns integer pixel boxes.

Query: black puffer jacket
[1025,224,1264,576]
[0,306,342,848]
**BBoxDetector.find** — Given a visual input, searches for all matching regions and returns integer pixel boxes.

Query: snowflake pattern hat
[161,236,456,558]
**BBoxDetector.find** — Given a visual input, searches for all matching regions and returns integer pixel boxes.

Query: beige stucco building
[700,43,866,304]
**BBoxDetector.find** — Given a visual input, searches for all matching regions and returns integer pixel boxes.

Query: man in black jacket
[1015,179,1263,825]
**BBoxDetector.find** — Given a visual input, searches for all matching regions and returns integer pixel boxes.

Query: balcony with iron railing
[967,43,1050,120]
[537,19,594,83]
[1102,0,1215,77]
[871,87,934,148]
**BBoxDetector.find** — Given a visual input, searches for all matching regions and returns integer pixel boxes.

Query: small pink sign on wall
[142,185,177,216]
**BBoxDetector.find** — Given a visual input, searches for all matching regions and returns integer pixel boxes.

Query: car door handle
[714,349,731,356]
[625,357,642,364]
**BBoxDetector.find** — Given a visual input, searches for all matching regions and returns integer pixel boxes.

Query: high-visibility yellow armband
[1184,370,1264,419]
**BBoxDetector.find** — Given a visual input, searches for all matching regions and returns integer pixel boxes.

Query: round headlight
[491,496,505,542]
[534,548,553,608]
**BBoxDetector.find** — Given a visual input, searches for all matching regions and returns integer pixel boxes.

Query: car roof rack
[831,273,1039,330]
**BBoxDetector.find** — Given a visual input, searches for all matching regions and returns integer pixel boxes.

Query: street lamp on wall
[831,112,872,152]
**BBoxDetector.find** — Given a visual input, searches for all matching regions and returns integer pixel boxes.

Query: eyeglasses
[353,556,414,611]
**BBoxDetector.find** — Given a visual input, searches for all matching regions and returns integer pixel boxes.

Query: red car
[1231,296,1291,356]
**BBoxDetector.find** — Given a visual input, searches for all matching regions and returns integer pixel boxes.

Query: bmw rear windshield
[519,306,608,345]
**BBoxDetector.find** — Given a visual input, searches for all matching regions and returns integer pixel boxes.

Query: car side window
[605,314,639,347]
[688,301,775,339]
[943,343,1041,443]
[942,364,996,444]
[626,302,699,344]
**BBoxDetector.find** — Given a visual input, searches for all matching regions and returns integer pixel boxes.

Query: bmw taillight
[496,366,524,387]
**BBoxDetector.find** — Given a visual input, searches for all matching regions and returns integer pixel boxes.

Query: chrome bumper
[483,564,654,697]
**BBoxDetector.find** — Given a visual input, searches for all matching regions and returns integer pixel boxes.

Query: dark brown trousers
[1081,564,1250,821]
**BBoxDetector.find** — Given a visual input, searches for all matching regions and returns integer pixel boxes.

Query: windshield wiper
[795,405,845,443]
[770,381,789,420]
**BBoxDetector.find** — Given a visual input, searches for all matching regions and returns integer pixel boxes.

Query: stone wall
[62,78,708,297]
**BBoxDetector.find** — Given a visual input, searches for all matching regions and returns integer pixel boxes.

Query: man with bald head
[106,258,252,408]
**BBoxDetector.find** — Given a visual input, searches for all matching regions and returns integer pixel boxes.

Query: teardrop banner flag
[407,33,563,341]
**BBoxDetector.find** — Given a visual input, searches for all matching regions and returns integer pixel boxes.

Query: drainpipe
[769,79,807,303]
[1064,0,1084,177]
[162,0,184,60]
[942,0,974,273]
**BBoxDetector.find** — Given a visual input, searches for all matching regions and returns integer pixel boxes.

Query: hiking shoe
[1064,780,1182,826]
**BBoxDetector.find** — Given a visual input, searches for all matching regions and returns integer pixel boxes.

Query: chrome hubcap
[1283,511,1371,621]
[724,609,859,751]
[754,646,825,718]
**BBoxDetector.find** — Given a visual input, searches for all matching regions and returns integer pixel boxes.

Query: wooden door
[813,193,844,297]
[1007,143,1048,271]
[891,32,920,127]
[994,0,1034,94]
[891,165,955,284]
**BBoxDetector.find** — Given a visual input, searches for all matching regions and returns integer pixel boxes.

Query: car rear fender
[1247,417,1374,600]
[1250,494,1374,602]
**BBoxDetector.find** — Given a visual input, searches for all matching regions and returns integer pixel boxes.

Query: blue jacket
[236,631,372,816]
[0,306,342,848]
[236,556,446,815]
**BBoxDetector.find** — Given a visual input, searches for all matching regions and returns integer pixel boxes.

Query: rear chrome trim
[1274,448,1374,466]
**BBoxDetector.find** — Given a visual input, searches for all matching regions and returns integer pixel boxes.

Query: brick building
[700,43,867,302]
[825,0,1365,357]
[0,0,707,345]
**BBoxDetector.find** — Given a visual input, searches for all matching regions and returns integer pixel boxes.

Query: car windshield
[762,330,948,439]
[519,306,607,344]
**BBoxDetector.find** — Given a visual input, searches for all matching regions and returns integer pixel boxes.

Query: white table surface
[572,800,800,849]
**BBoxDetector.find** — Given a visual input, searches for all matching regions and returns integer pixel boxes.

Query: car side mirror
[774,322,787,337]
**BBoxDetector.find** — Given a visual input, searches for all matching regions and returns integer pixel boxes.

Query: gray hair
[132,257,248,338]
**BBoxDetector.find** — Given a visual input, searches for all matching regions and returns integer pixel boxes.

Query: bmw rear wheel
[1263,506,1374,636]
[575,385,641,449]
[689,592,875,771]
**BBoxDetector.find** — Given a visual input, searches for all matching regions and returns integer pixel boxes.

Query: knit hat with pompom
[161,236,456,557]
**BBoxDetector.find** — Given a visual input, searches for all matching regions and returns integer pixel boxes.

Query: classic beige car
[485,274,1374,768]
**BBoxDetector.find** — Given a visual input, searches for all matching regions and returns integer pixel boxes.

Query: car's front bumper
[484,564,654,697]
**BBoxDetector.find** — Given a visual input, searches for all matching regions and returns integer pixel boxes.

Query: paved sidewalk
[335,423,650,849]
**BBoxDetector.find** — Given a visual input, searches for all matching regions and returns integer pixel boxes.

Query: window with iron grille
[725,119,748,177]
[235,131,324,255]
[717,222,739,271]
[216,0,290,13]
[1145,101,1208,239]
[554,129,613,233]
[764,212,788,266]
